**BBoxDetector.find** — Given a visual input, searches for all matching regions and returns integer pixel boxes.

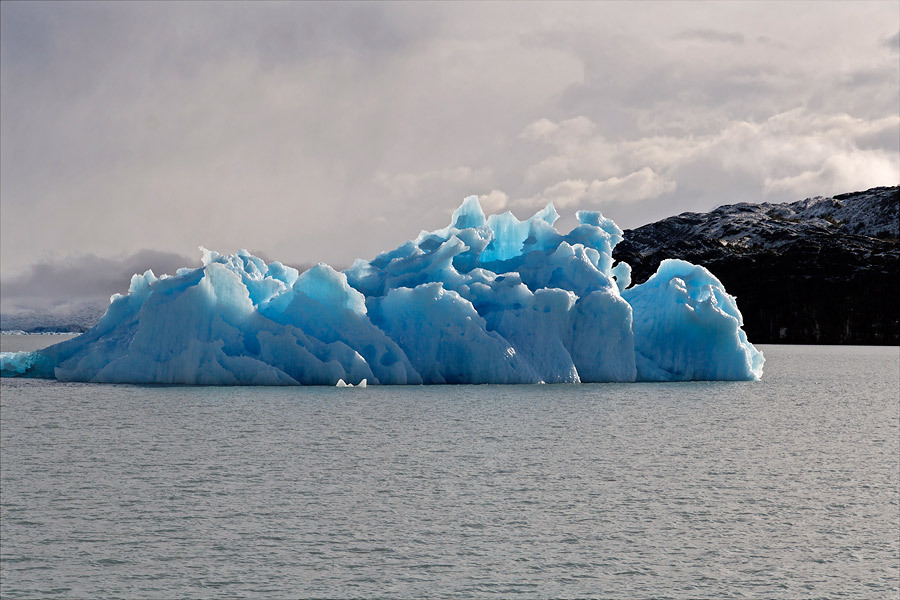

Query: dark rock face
[613,187,900,345]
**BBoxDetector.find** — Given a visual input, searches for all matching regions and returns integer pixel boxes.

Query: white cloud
[520,115,595,145]
[531,179,591,208]
[519,168,676,210]
[514,109,899,219]
[587,169,678,204]
[519,118,559,142]
[478,189,509,214]
[763,152,900,197]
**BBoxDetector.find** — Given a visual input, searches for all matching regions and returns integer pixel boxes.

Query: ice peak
[450,195,487,229]
[533,202,560,227]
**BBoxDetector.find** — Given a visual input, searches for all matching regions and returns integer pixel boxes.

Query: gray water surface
[1,345,898,598]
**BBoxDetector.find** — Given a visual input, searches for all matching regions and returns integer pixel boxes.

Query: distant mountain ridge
[0,300,107,334]
[614,186,900,344]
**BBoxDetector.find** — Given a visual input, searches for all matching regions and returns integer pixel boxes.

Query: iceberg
[336,378,367,388]
[1,196,763,384]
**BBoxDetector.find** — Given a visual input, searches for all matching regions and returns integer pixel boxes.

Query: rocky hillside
[613,186,900,344]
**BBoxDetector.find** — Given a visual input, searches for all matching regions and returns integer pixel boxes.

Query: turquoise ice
[1,197,763,384]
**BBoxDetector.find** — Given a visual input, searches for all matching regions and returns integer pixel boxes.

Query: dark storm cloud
[0,250,197,303]
[886,30,899,51]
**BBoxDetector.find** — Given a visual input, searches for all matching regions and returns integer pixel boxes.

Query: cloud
[886,30,899,51]
[528,179,592,209]
[374,166,493,199]
[520,116,596,145]
[0,249,197,306]
[672,28,745,45]
[1,2,589,277]
[763,152,900,198]
[513,109,899,221]
[586,169,678,204]
[520,169,676,210]
[478,190,509,214]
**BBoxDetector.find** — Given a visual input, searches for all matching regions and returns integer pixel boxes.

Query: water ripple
[1,345,898,598]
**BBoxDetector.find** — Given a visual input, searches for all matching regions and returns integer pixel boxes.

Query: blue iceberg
[1,197,763,384]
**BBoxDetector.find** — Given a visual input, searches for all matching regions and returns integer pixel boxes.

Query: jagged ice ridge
[1,197,763,384]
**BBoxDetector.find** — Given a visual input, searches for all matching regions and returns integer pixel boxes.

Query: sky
[1,1,898,306]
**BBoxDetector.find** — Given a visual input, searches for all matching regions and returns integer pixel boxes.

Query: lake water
[1,338,898,598]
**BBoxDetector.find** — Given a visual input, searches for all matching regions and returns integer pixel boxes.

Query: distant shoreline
[1,331,82,336]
